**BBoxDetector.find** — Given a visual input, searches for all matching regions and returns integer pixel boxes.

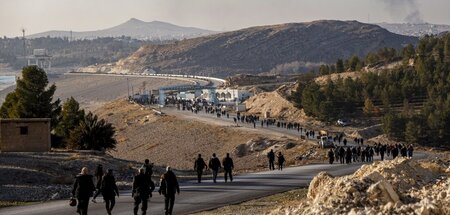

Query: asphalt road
[0,163,363,215]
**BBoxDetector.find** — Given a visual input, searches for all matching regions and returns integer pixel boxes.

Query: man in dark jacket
[132,168,155,215]
[277,152,285,170]
[267,149,275,170]
[72,167,96,215]
[98,169,119,215]
[222,153,234,182]
[194,154,207,183]
[328,149,335,164]
[208,153,221,183]
[92,164,104,201]
[141,159,153,178]
[159,166,180,215]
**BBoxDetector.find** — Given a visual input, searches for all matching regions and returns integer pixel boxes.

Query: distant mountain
[106,20,417,77]
[28,18,215,40]
[377,23,450,37]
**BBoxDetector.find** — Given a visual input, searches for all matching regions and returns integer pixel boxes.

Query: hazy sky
[1,0,449,37]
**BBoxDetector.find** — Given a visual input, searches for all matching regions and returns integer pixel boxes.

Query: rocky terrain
[86,20,417,77]
[0,152,142,202]
[270,157,450,215]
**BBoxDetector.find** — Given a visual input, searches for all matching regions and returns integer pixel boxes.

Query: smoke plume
[380,0,425,24]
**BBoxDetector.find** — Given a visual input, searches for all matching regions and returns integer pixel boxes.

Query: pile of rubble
[272,157,450,214]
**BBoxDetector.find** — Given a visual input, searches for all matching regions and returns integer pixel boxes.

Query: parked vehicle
[337,119,351,126]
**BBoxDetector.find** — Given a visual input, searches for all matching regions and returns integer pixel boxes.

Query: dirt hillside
[95,99,326,172]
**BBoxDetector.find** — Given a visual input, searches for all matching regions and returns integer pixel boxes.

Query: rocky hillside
[111,20,417,77]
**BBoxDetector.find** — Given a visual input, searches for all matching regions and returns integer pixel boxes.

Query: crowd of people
[71,159,179,215]
[328,143,415,164]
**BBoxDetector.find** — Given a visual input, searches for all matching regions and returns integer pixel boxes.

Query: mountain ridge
[27,18,215,40]
[108,20,418,77]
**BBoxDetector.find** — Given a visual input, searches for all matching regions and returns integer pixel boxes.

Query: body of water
[0,76,16,91]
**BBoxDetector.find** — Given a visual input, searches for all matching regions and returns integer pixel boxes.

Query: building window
[20,126,28,135]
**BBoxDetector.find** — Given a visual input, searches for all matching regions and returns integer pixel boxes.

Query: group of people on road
[194,153,235,183]
[327,143,415,164]
[71,159,179,215]
[267,149,286,171]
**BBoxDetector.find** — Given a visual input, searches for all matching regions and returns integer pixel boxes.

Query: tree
[363,98,375,116]
[336,59,345,73]
[444,36,450,63]
[54,97,85,146]
[0,66,61,127]
[319,65,330,76]
[348,55,360,71]
[382,112,406,140]
[404,120,421,144]
[67,112,117,150]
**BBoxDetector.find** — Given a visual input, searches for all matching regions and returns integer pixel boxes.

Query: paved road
[164,107,361,147]
[0,163,363,215]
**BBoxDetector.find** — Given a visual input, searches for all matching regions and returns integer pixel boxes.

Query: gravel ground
[0,152,143,202]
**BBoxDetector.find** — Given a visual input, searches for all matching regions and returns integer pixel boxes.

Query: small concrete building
[213,88,254,102]
[0,118,51,152]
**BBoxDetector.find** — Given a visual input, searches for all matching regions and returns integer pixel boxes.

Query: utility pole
[21,28,26,57]
[127,78,130,98]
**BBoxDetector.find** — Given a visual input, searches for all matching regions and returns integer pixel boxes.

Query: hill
[106,20,417,77]
[377,22,450,37]
[28,18,215,40]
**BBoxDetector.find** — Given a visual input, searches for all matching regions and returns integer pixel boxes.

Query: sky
[1,0,449,37]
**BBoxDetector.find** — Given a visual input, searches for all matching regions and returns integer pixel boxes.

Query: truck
[318,133,334,148]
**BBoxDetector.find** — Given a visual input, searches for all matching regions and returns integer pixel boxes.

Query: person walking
[72,167,96,215]
[92,164,104,201]
[328,149,335,164]
[380,144,386,161]
[222,153,234,182]
[141,159,154,178]
[267,149,275,170]
[345,147,352,164]
[159,166,180,215]
[339,147,345,164]
[96,169,119,215]
[208,153,221,183]
[407,145,414,158]
[277,152,285,170]
[194,154,208,183]
[132,168,155,215]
